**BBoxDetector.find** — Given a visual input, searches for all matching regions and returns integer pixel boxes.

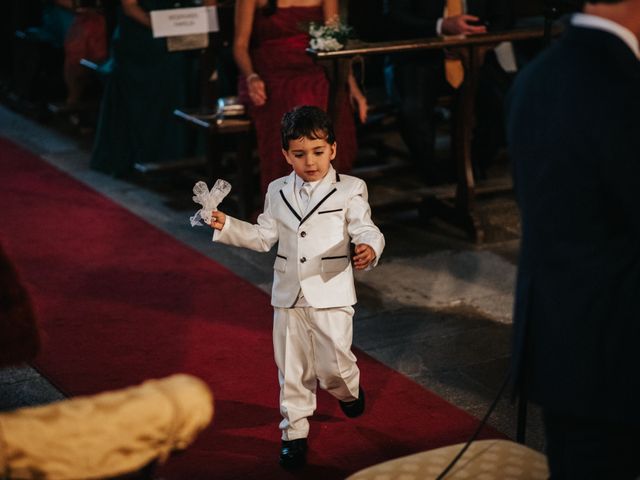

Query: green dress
[91,0,201,176]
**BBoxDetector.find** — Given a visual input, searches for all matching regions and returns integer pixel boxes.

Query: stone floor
[0,103,544,452]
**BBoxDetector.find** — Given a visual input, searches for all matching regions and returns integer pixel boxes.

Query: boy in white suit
[209,106,385,468]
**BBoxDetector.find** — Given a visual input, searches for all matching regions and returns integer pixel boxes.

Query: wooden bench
[172,107,255,218]
[168,4,257,218]
[43,56,112,131]
[9,29,65,115]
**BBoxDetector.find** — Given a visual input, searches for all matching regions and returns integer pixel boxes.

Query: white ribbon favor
[190,179,231,227]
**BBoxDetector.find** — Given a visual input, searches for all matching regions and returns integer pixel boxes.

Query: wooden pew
[171,108,254,218]
[172,3,256,218]
[308,27,553,243]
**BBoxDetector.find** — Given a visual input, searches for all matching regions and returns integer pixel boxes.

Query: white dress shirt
[294,175,320,216]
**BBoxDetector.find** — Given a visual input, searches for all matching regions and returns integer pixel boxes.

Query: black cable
[543,1,559,46]
[435,368,512,480]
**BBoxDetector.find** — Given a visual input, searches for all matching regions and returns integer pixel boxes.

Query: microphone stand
[543,0,560,46]
[543,0,584,45]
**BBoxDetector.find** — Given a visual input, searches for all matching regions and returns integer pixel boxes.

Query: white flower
[308,17,352,52]
[310,37,343,51]
[190,179,231,227]
[309,24,327,37]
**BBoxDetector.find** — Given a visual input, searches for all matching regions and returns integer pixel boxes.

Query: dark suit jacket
[387,0,512,39]
[507,24,640,424]
[386,0,513,63]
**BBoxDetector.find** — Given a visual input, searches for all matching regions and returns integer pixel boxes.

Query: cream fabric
[444,0,465,88]
[273,305,359,441]
[0,374,213,480]
[347,439,549,480]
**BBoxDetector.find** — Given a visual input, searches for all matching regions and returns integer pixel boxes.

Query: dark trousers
[391,58,447,184]
[390,54,510,184]
[543,409,640,479]
[472,56,512,177]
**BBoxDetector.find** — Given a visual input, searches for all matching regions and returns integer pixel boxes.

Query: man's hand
[352,244,376,270]
[209,210,226,230]
[441,15,487,36]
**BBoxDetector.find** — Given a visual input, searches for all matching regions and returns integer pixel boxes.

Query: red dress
[239,6,357,195]
[64,11,107,68]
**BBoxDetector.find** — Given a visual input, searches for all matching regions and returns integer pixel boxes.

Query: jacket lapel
[299,167,339,226]
[279,172,301,222]
[311,166,338,202]
[279,168,341,225]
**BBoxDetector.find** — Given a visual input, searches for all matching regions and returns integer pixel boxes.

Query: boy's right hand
[209,210,226,230]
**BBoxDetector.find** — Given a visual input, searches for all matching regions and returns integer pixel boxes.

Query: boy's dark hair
[280,106,336,150]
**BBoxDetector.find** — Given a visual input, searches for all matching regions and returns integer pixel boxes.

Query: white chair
[347,439,549,480]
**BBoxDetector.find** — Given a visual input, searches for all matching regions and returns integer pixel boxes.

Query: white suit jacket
[213,167,385,308]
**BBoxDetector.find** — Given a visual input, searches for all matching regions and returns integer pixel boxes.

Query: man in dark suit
[507,1,640,477]
[386,0,513,184]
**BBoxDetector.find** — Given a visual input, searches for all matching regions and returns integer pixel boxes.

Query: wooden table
[308,28,551,243]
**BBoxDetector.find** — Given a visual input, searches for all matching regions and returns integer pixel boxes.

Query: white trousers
[273,305,360,440]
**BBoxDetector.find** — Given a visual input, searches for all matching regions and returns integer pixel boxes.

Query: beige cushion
[347,439,549,480]
[0,374,213,480]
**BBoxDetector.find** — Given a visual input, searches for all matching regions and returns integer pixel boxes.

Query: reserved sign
[151,6,219,38]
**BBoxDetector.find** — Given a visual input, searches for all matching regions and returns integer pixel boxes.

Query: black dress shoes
[339,386,365,418]
[279,438,307,469]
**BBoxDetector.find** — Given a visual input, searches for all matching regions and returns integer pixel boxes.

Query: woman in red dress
[233,0,367,196]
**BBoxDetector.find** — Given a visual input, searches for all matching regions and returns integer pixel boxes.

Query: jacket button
[300,231,306,238]
[300,257,307,263]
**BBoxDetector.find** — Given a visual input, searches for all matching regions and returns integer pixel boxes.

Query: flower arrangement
[308,16,353,52]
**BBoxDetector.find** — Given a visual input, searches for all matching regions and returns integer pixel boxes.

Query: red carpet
[0,137,502,479]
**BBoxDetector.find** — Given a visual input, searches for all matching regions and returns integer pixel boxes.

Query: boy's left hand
[352,244,376,270]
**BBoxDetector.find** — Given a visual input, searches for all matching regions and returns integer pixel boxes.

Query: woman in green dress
[91,0,202,176]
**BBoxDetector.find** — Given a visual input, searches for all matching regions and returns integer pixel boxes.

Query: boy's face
[282,135,336,182]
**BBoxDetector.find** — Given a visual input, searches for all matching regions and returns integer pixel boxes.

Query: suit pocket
[316,210,346,239]
[318,208,343,214]
[321,255,349,273]
[274,255,287,273]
